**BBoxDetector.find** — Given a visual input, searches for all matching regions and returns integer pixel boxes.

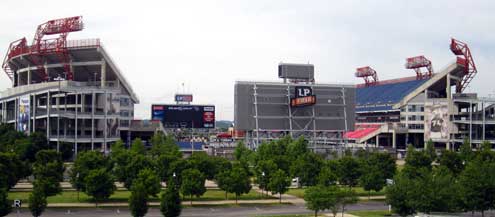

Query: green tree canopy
[304,185,339,217]
[267,169,291,203]
[290,152,322,187]
[28,184,47,217]
[160,186,182,217]
[32,150,64,196]
[338,156,362,187]
[130,138,146,155]
[70,151,109,192]
[84,168,116,206]
[135,168,162,197]
[129,181,148,217]
[122,154,156,189]
[0,152,27,189]
[0,188,11,217]
[180,168,206,204]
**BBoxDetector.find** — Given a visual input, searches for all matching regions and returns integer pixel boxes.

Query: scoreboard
[151,104,215,129]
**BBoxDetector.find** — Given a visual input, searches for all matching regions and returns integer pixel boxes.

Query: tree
[122,154,156,189]
[227,164,251,204]
[290,152,322,187]
[386,173,415,217]
[438,149,464,176]
[459,158,495,216]
[32,150,64,196]
[188,152,217,180]
[130,138,146,155]
[337,188,358,217]
[28,185,46,217]
[425,139,437,162]
[459,138,474,162]
[255,160,277,194]
[359,165,385,199]
[317,165,338,187]
[267,169,291,203]
[287,136,309,161]
[150,132,180,157]
[304,186,339,217]
[160,185,182,217]
[135,168,161,197]
[368,152,396,180]
[215,170,233,199]
[16,132,49,162]
[403,145,432,178]
[180,169,206,204]
[129,182,148,217]
[70,151,109,193]
[0,188,11,217]
[59,142,74,161]
[0,152,26,189]
[84,168,116,206]
[157,153,180,183]
[338,156,362,188]
[233,141,253,162]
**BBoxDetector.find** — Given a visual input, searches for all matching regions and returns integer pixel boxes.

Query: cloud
[0,0,494,120]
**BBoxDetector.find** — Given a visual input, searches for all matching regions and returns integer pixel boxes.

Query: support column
[392,130,397,149]
[57,91,60,152]
[286,84,293,138]
[91,92,95,150]
[483,101,486,141]
[101,60,106,87]
[104,91,108,153]
[32,94,36,133]
[469,101,473,148]
[27,65,31,85]
[376,134,380,147]
[75,94,78,157]
[46,92,50,141]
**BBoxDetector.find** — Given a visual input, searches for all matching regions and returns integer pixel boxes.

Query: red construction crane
[405,55,433,80]
[355,66,378,86]
[450,38,477,93]
[31,16,84,81]
[2,16,83,82]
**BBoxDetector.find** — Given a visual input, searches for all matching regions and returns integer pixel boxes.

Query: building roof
[356,78,429,112]
[344,124,382,140]
[129,119,164,132]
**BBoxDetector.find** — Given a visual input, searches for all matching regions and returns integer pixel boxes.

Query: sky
[0,0,494,121]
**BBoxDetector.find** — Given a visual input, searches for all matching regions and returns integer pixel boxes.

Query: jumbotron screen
[151,104,215,129]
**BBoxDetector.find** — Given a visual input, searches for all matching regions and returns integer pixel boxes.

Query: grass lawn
[286,187,386,199]
[8,189,274,204]
[348,210,391,217]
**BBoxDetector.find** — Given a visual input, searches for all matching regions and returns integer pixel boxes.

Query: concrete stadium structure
[234,63,356,149]
[346,39,494,152]
[1,17,138,155]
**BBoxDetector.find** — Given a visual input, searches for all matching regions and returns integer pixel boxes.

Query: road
[7,201,387,217]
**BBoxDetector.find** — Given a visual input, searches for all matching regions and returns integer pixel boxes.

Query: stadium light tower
[450,38,477,93]
[2,16,83,82]
[355,66,378,86]
[405,55,433,80]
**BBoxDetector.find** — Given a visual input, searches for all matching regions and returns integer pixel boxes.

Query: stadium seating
[356,79,428,112]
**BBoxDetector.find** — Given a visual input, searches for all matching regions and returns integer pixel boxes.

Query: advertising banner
[424,102,449,141]
[18,95,30,133]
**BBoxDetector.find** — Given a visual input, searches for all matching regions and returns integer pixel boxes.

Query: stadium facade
[1,17,138,155]
[234,63,356,149]
[346,39,494,151]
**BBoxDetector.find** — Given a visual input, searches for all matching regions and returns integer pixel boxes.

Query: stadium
[345,38,494,153]
[234,63,356,150]
[0,16,138,154]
